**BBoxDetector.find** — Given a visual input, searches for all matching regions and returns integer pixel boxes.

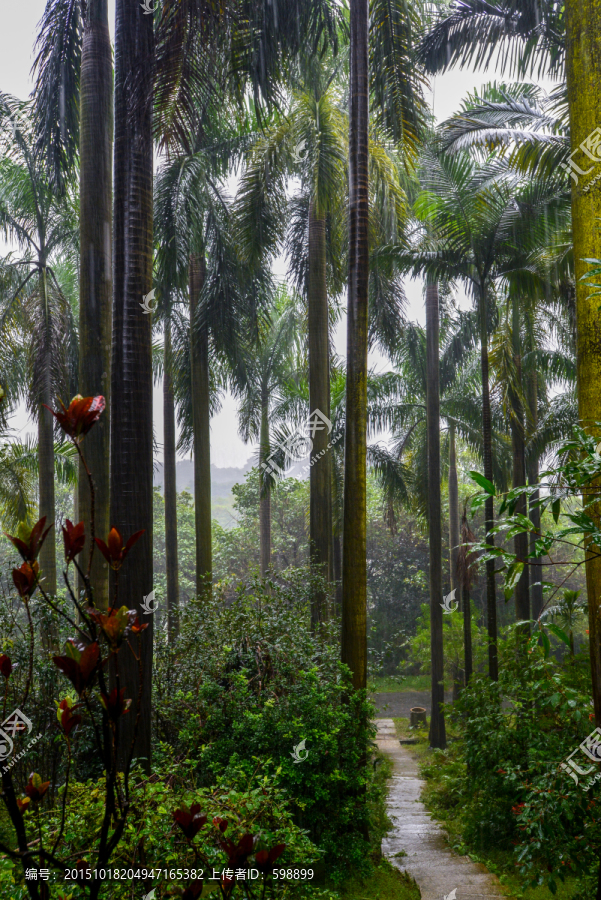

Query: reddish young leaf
[12,561,39,598]
[16,797,30,814]
[24,773,50,802]
[173,803,207,840]
[53,642,100,695]
[94,527,144,571]
[100,688,131,721]
[45,395,105,439]
[5,518,52,562]
[62,520,86,563]
[0,654,13,678]
[255,842,286,872]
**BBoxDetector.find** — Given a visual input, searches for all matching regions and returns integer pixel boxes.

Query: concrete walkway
[376,719,508,900]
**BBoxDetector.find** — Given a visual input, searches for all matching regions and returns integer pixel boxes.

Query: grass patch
[336,858,420,900]
[370,674,439,693]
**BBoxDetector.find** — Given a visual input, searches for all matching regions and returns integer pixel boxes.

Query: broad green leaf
[552,498,560,524]
[546,623,572,648]
[504,561,524,601]
[468,471,496,496]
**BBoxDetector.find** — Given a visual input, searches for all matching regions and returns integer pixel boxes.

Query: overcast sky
[1,3,544,467]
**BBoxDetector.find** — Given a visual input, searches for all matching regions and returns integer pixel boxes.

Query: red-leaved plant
[0,396,150,900]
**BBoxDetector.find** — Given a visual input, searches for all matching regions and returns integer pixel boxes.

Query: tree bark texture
[448,422,459,594]
[38,266,57,641]
[259,393,271,575]
[511,299,530,638]
[189,254,212,595]
[426,281,446,749]
[341,0,369,691]
[308,201,332,625]
[478,284,499,681]
[527,367,544,620]
[163,317,180,640]
[78,0,113,610]
[111,0,154,769]
[565,0,601,737]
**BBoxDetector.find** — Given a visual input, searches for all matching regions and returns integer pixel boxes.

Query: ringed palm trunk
[259,391,271,575]
[478,283,499,681]
[341,0,369,691]
[189,253,212,595]
[565,0,601,757]
[510,301,530,643]
[426,282,446,749]
[38,265,57,635]
[461,512,473,685]
[448,422,460,594]
[527,367,543,620]
[111,0,154,769]
[308,200,332,626]
[164,316,180,640]
[78,0,113,610]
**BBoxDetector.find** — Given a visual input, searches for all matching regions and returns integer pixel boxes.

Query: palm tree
[33,0,113,610]
[396,142,569,679]
[236,56,407,625]
[231,290,303,574]
[0,98,78,608]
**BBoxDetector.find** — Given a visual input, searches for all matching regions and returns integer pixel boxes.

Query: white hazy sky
[1,3,546,467]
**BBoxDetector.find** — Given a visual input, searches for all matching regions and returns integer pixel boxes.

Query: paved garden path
[376,718,508,900]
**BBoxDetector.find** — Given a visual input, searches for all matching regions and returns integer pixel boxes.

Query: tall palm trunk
[259,391,271,575]
[527,367,543,620]
[78,0,112,610]
[189,253,212,595]
[478,283,498,680]
[164,316,179,640]
[460,511,474,684]
[308,200,332,625]
[38,265,57,614]
[426,282,446,748]
[111,0,154,768]
[510,299,530,640]
[565,0,601,758]
[341,0,369,691]
[448,422,459,594]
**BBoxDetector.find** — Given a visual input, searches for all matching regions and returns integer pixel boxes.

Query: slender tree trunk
[426,282,446,748]
[163,317,179,640]
[341,0,369,691]
[38,264,58,651]
[565,0,601,746]
[78,0,112,610]
[333,531,342,613]
[478,283,498,680]
[511,300,530,640]
[259,392,271,575]
[527,366,543,621]
[308,201,332,625]
[189,254,212,595]
[448,422,459,594]
[463,584,473,684]
[111,0,154,769]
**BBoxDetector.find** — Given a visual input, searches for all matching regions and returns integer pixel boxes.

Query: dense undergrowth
[0,565,396,898]
[395,632,599,899]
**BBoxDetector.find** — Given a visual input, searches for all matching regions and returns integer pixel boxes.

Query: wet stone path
[376,718,508,900]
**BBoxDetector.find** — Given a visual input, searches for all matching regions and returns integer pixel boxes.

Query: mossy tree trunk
[163,316,179,640]
[78,0,112,610]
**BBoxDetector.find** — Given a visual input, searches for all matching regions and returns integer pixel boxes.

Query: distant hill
[153,458,254,527]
